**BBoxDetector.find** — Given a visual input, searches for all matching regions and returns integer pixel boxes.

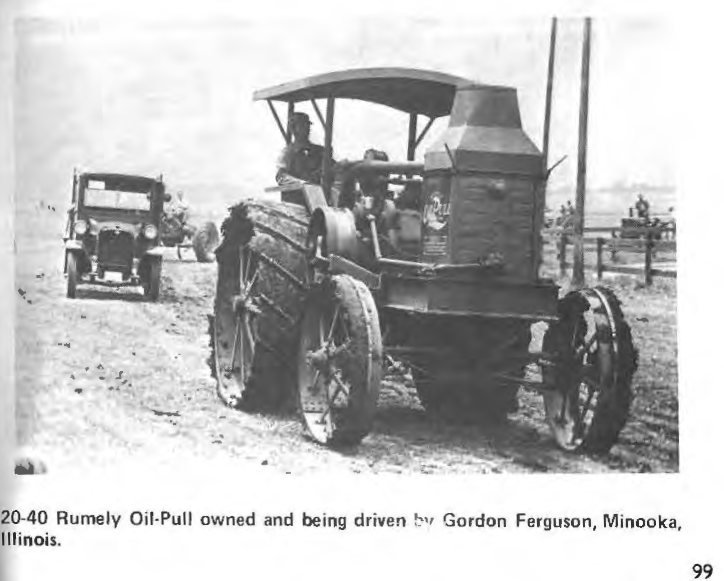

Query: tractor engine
[420,84,544,279]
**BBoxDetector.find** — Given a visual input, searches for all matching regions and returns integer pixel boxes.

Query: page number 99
[693,564,713,579]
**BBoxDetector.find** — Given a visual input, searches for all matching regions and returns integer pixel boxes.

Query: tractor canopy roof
[253,67,508,118]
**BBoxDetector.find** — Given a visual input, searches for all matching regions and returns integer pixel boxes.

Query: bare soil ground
[14,204,678,474]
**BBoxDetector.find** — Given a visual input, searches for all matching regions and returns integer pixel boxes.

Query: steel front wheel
[66,252,78,299]
[297,275,382,447]
[542,287,638,453]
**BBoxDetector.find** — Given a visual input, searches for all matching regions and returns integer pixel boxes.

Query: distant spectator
[635,193,650,220]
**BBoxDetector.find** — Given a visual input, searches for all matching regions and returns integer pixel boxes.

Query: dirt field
[14,203,678,474]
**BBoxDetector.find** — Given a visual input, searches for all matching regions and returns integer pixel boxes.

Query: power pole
[572,17,592,288]
[542,17,557,170]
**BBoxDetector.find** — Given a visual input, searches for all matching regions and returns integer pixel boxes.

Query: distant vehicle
[160,193,220,262]
[619,216,668,240]
[64,171,167,301]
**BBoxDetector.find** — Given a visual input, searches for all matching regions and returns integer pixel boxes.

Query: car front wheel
[66,252,79,299]
[145,258,162,301]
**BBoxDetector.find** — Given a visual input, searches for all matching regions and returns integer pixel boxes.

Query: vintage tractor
[619,216,667,241]
[209,68,637,453]
[160,193,220,262]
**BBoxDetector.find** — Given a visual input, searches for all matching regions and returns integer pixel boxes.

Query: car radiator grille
[98,230,134,268]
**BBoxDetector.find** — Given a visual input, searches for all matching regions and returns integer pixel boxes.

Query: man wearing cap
[276,112,326,185]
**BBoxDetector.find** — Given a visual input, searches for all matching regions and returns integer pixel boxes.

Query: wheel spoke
[245,268,259,294]
[330,371,350,400]
[237,318,246,383]
[574,333,597,360]
[243,316,256,361]
[581,375,601,391]
[326,303,341,346]
[308,369,322,394]
[576,386,596,438]
[241,247,251,283]
[230,317,241,369]
[319,316,326,348]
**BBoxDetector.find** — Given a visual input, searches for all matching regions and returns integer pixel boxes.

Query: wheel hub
[232,291,261,316]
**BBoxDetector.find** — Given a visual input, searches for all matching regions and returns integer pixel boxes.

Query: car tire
[146,258,162,301]
[66,252,78,299]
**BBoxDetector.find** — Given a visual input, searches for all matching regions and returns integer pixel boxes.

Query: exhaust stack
[420,85,544,278]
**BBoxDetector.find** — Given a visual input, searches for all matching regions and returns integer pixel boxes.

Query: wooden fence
[546,227,677,285]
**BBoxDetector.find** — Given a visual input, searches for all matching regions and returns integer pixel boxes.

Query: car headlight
[143,224,158,239]
[74,220,88,236]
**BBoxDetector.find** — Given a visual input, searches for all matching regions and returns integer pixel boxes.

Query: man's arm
[276,145,296,185]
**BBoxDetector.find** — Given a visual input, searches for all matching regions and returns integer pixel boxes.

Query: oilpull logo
[129,511,193,526]
[423,192,450,232]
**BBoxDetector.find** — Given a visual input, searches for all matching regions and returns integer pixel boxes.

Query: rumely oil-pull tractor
[210,65,638,453]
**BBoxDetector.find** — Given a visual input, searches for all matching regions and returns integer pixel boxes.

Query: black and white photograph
[11,14,676,474]
[1,1,721,579]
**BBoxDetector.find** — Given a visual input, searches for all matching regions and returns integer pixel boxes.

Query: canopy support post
[414,117,435,150]
[311,99,327,132]
[407,113,418,161]
[322,97,336,203]
[267,101,290,144]
[286,102,295,142]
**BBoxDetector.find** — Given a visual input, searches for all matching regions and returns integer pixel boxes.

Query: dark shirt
[276,141,325,185]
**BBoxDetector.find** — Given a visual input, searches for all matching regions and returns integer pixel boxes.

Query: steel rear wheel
[542,287,637,453]
[210,200,310,411]
[298,275,382,447]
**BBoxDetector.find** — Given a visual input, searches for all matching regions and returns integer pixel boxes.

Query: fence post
[610,229,618,263]
[596,237,604,280]
[558,233,568,277]
[644,232,654,286]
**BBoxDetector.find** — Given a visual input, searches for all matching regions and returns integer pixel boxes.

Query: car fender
[65,240,85,253]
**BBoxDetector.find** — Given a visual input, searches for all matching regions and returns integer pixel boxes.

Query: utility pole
[542,17,557,170]
[572,17,592,288]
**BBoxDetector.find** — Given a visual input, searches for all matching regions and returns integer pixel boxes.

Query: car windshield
[84,187,151,211]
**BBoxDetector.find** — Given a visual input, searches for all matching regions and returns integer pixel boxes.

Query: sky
[12,14,674,210]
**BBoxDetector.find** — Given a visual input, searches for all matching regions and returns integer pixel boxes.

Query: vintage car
[64,171,168,300]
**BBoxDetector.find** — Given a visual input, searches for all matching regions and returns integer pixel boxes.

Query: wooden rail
[546,229,676,286]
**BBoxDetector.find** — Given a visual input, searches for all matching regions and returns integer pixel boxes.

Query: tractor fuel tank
[422,85,545,281]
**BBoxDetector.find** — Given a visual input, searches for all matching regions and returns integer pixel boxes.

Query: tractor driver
[276,112,327,186]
